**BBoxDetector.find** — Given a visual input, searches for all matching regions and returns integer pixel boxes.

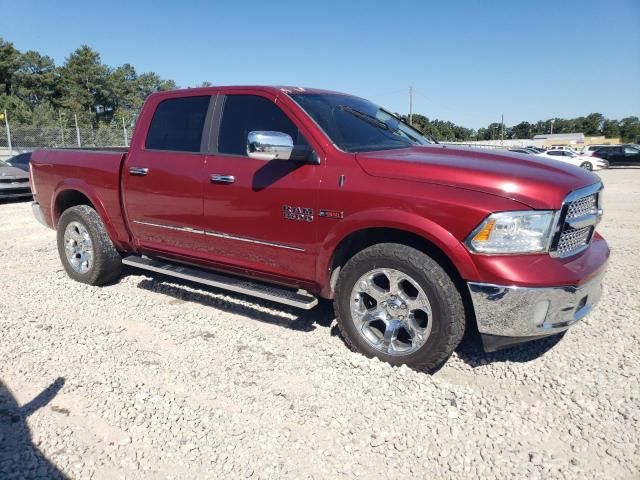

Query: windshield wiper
[338,105,429,145]
[337,105,396,132]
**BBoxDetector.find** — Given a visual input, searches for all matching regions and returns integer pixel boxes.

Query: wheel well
[54,190,95,224]
[327,227,477,341]
[328,228,464,296]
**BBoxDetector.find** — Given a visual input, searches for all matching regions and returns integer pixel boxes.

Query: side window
[624,147,639,155]
[145,96,210,152]
[548,151,561,156]
[218,95,308,156]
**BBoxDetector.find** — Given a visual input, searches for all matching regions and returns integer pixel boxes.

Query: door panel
[200,93,322,281]
[122,95,211,253]
[202,154,320,280]
[122,149,205,252]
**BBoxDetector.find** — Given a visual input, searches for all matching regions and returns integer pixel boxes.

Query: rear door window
[145,96,210,152]
[217,95,308,156]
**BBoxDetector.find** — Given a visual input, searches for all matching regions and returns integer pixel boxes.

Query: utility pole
[74,114,82,147]
[550,119,555,135]
[409,86,413,126]
[501,113,504,141]
[3,110,12,156]
[58,112,65,146]
[122,117,128,147]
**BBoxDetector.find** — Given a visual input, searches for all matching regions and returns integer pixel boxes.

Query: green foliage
[400,114,473,142]
[0,37,177,128]
[404,111,638,145]
[619,117,640,143]
[0,38,21,95]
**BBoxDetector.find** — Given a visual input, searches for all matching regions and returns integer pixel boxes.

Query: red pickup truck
[30,86,609,370]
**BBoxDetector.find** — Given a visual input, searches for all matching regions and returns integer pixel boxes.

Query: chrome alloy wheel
[63,221,94,274]
[350,268,432,356]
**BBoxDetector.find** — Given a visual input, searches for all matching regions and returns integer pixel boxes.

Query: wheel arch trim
[316,209,480,298]
[51,180,122,249]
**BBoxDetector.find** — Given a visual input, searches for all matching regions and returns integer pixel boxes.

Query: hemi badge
[319,210,344,220]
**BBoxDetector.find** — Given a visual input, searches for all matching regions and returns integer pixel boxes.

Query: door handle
[129,167,149,176]
[210,174,235,184]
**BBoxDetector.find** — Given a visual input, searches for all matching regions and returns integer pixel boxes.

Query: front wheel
[56,205,122,285]
[334,243,466,371]
[580,161,593,171]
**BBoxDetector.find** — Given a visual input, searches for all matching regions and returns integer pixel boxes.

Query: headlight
[466,211,556,254]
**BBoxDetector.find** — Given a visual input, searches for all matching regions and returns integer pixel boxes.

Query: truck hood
[355,145,599,209]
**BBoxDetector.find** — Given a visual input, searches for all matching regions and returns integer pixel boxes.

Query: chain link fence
[0,124,132,151]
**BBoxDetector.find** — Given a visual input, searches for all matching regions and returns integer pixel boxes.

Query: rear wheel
[580,161,593,171]
[56,205,122,285]
[334,243,465,371]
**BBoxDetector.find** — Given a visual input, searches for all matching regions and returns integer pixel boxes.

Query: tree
[106,64,138,112]
[602,119,620,139]
[13,50,58,107]
[509,121,532,140]
[0,37,20,95]
[58,45,110,124]
[619,117,640,143]
[137,72,176,100]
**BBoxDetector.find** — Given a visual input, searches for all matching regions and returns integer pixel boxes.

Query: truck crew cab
[30,86,609,371]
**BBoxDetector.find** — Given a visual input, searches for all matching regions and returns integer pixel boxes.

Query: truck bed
[30,148,132,249]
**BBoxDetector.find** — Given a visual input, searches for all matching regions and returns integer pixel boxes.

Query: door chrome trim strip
[132,220,305,252]
[133,220,205,234]
[203,229,305,251]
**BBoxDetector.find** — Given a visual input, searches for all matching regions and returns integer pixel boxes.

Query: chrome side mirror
[247,131,293,161]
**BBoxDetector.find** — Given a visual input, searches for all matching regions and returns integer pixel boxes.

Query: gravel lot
[1,169,638,479]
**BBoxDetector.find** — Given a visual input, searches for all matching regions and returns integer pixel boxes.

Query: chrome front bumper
[468,271,605,344]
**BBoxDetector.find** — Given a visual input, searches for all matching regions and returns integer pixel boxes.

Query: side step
[122,255,318,310]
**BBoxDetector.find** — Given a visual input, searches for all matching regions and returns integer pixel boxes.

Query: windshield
[288,92,432,153]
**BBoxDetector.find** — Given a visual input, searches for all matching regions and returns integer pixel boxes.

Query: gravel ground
[1,169,638,479]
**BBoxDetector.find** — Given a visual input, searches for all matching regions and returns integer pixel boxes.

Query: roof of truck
[149,85,351,99]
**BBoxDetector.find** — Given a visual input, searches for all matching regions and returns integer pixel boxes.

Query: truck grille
[566,194,597,219]
[551,187,602,258]
[556,225,593,256]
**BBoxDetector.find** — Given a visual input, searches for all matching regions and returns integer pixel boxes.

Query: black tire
[334,243,465,372]
[56,205,122,285]
[580,161,593,171]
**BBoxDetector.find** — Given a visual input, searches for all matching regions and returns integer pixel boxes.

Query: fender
[51,179,133,251]
[315,208,481,295]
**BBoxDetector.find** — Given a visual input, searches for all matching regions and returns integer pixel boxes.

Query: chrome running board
[122,255,318,310]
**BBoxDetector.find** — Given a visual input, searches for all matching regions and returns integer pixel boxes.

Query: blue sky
[2,0,639,128]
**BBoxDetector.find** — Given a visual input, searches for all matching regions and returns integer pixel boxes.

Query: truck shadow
[134,275,335,332]
[0,377,67,479]
[132,272,561,368]
[455,332,565,367]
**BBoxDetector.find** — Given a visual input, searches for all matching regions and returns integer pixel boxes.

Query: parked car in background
[4,152,32,172]
[0,160,32,199]
[509,148,534,154]
[581,145,609,157]
[592,145,640,166]
[537,149,608,171]
[548,146,578,153]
